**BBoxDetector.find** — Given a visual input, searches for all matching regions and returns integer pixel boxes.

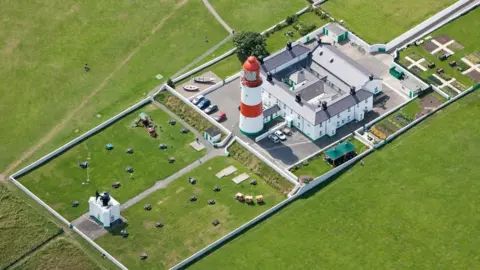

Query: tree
[166,78,175,88]
[285,15,298,25]
[233,31,268,63]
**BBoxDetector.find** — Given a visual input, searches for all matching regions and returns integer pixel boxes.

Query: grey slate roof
[263,105,281,118]
[313,89,372,124]
[262,43,311,72]
[311,44,379,88]
[205,126,222,137]
[325,23,346,36]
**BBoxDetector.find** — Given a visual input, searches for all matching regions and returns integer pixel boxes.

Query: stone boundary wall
[432,85,450,100]
[386,0,475,51]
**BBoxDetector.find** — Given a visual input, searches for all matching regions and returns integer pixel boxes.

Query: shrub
[166,78,175,88]
[302,161,309,166]
[297,22,316,36]
[285,15,298,25]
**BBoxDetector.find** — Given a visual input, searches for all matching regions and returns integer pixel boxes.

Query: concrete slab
[177,71,222,98]
[72,214,127,240]
[216,165,237,178]
[232,173,250,184]
[190,141,206,151]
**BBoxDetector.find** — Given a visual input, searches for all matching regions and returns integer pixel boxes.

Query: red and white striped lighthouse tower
[239,56,264,135]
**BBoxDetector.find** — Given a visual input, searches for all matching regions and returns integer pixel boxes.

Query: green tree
[166,78,175,88]
[233,31,268,63]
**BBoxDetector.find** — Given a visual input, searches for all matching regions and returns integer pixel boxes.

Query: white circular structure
[239,56,264,135]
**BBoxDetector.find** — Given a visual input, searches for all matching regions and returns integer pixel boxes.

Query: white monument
[88,191,121,228]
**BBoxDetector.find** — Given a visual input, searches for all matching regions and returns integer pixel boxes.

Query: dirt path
[2,0,189,179]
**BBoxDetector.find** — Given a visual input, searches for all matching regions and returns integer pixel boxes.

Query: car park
[214,112,226,122]
[197,98,211,110]
[192,95,204,105]
[268,134,280,143]
[274,130,287,140]
[281,127,292,136]
[204,104,218,114]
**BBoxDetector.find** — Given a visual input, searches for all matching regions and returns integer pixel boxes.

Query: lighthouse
[239,56,264,135]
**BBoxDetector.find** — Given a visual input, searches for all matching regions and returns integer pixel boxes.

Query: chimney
[319,51,323,56]
[330,58,334,63]
[369,74,374,81]
[95,190,100,200]
[102,192,110,207]
[295,94,301,103]
[350,86,356,95]
[286,42,292,51]
[267,72,273,82]
[321,101,328,111]
[258,57,264,65]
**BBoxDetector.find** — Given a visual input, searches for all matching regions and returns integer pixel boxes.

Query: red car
[214,112,226,122]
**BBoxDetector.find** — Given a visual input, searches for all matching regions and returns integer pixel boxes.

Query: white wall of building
[363,79,383,94]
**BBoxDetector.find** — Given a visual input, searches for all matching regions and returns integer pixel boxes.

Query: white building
[88,191,121,228]
[258,41,381,140]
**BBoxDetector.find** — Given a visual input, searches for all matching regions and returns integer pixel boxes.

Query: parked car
[192,95,204,105]
[274,130,287,140]
[281,127,292,136]
[204,104,218,114]
[214,112,226,122]
[268,134,280,143]
[197,98,211,110]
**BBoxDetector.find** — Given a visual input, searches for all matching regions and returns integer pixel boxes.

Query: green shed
[324,141,356,166]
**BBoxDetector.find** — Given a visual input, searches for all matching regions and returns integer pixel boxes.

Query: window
[365,106,367,111]
[357,104,359,108]
[337,114,340,118]
[336,121,340,127]
[347,116,350,121]
[319,122,322,127]
[290,109,293,114]
[342,119,345,124]
[268,93,271,98]
[307,124,310,127]
[283,104,286,109]
[319,131,322,136]
[297,115,300,120]
[329,119,331,123]
[297,122,300,127]
[365,100,368,104]
[348,108,351,112]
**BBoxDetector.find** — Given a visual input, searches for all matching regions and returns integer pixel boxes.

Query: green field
[19,104,204,220]
[96,156,286,269]
[291,137,369,178]
[0,185,60,268]
[1,0,228,174]
[12,237,101,270]
[209,0,307,32]
[321,0,456,44]
[399,8,480,89]
[192,91,480,269]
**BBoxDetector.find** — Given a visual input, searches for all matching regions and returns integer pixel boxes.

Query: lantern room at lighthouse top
[242,56,262,87]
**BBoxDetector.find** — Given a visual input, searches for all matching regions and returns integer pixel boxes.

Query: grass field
[291,137,369,178]
[1,0,228,174]
[209,0,308,32]
[191,90,480,269]
[399,8,480,88]
[321,0,456,44]
[19,104,203,221]
[12,237,101,270]
[96,156,286,269]
[0,184,60,268]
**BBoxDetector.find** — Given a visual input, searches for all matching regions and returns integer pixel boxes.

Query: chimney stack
[266,72,273,82]
[102,192,111,207]
[350,86,356,95]
[295,94,301,103]
[369,74,374,81]
[321,101,328,111]
[258,57,264,65]
[286,42,292,51]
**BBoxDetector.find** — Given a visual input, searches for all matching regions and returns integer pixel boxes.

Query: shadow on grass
[106,221,129,238]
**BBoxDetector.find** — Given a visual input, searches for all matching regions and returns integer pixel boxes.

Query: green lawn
[0,184,60,269]
[12,237,101,270]
[191,90,480,269]
[399,8,480,88]
[291,137,369,178]
[209,0,308,32]
[96,156,286,269]
[1,0,228,173]
[19,104,204,220]
[321,0,456,44]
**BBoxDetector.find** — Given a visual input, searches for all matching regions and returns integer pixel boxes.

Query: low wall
[386,0,474,51]
[390,61,429,90]
[346,30,371,51]
[235,137,298,184]
[173,48,237,83]
[286,133,352,170]
[432,85,450,100]
[369,44,387,53]
[214,131,233,148]
[361,98,413,131]
[188,81,224,101]
[164,85,231,135]
[297,147,374,195]
[9,176,128,270]
[12,97,151,179]
[296,25,327,44]
[254,121,287,142]
[312,0,327,6]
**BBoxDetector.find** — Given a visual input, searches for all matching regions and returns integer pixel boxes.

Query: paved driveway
[205,78,241,132]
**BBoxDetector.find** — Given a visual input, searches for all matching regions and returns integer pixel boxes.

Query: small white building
[88,191,121,228]
[257,41,381,140]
